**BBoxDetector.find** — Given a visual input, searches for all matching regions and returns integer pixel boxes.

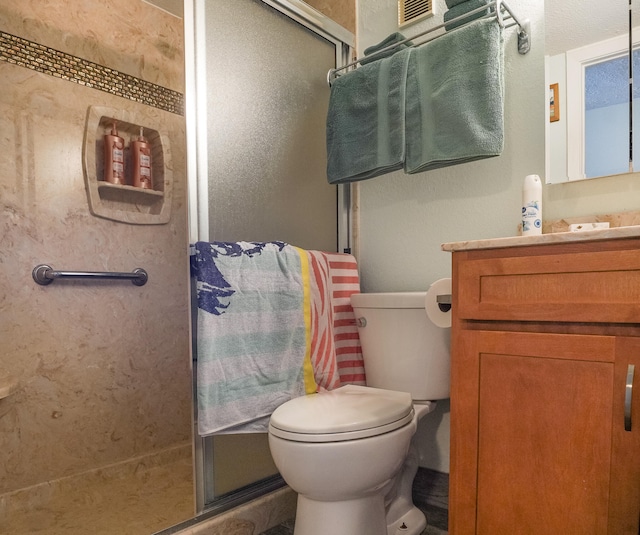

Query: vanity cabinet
[449,237,640,534]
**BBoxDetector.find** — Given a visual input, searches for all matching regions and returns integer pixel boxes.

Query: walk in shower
[0,2,193,534]
[0,1,353,533]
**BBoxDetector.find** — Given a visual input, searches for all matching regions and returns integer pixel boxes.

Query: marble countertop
[441,225,640,252]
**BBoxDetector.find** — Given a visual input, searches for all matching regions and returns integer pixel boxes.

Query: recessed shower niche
[83,105,173,225]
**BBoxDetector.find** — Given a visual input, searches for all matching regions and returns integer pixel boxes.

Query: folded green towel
[360,32,412,65]
[445,0,472,8]
[405,18,504,174]
[444,0,490,31]
[326,48,411,184]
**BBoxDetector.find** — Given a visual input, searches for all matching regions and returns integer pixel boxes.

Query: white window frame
[566,33,630,181]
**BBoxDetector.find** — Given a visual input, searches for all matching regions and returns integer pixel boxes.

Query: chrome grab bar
[32,264,148,286]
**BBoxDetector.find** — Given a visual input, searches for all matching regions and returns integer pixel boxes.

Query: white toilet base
[386,505,427,535]
[270,400,438,535]
[384,440,427,535]
[384,403,433,535]
[294,493,388,535]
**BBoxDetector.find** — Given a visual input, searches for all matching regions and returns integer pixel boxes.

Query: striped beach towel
[193,241,317,436]
[322,253,366,385]
[192,243,365,436]
[307,251,342,391]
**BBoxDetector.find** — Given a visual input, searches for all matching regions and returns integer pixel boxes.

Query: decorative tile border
[0,31,184,115]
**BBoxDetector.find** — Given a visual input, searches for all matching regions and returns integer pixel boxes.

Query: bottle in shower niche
[131,126,153,189]
[103,121,125,184]
[522,174,542,236]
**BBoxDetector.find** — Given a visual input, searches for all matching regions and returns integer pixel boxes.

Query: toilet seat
[269,384,414,443]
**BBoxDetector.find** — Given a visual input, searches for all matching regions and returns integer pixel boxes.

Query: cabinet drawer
[456,246,640,323]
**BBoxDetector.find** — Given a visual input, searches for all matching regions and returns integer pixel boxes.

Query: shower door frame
[184,0,355,516]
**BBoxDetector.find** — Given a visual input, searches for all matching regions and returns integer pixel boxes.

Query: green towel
[360,32,412,65]
[444,0,490,31]
[326,48,411,184]
[445,0,473,8]
[405,18,504,174]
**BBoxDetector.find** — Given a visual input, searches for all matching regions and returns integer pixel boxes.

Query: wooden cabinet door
[609,337,640,534]
[477,334,613,534]
[451,330,640,534]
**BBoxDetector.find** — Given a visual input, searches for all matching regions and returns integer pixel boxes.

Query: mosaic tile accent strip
[0,31,184,115]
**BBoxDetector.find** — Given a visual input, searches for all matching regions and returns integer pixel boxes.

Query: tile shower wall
[0,0,191,518]
[305,0,355,33]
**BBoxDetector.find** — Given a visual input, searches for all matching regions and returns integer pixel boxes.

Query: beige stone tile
[0,444,193,535]
[0,1,192,534]
[0,0,184,92]
[305,0,356,34]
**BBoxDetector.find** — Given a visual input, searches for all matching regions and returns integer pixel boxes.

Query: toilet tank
[350,292,450,401]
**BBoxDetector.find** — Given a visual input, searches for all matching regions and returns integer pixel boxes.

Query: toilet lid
[268,384,414,443]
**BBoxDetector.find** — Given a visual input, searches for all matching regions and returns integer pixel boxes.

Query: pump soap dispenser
[103,121,125,184]
[131,127,153,189]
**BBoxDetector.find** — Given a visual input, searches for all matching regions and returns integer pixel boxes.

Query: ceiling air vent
[398,0,433,27]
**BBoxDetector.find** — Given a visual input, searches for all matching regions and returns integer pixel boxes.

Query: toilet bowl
[268,290,450,535]
[269,385,433,535]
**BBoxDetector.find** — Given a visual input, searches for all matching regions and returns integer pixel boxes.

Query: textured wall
[355,1,640,309]
[0,1,184,92]
[356,0,546,472]
[0,0,190,495]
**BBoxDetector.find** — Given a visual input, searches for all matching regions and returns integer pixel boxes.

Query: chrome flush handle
[625,364,635,432]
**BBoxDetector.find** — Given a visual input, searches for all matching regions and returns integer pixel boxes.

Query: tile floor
[259,468,449,535]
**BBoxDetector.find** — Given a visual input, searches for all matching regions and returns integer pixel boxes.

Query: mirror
[545,0,632,183]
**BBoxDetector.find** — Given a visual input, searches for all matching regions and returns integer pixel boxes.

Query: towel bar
[327,0,529,86]
[32,264,148,286]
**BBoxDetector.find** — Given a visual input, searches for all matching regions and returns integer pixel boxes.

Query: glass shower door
[185,0,354,513]
[203,0,347,251]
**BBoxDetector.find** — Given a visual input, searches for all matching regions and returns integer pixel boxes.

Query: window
[565,33,634,179]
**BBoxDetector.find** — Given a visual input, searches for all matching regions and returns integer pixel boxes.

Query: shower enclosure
[184,0,354,515]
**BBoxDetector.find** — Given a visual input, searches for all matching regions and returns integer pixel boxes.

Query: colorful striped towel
[193,241,317,435]
[306,252,366,386]
[307,251,342,391]
[192,243,365,435]
[323,253,366,385]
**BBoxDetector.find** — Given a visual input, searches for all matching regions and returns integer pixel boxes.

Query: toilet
[268,290,450,535]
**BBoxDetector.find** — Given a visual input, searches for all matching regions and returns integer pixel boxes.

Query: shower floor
[0,444,193,535]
